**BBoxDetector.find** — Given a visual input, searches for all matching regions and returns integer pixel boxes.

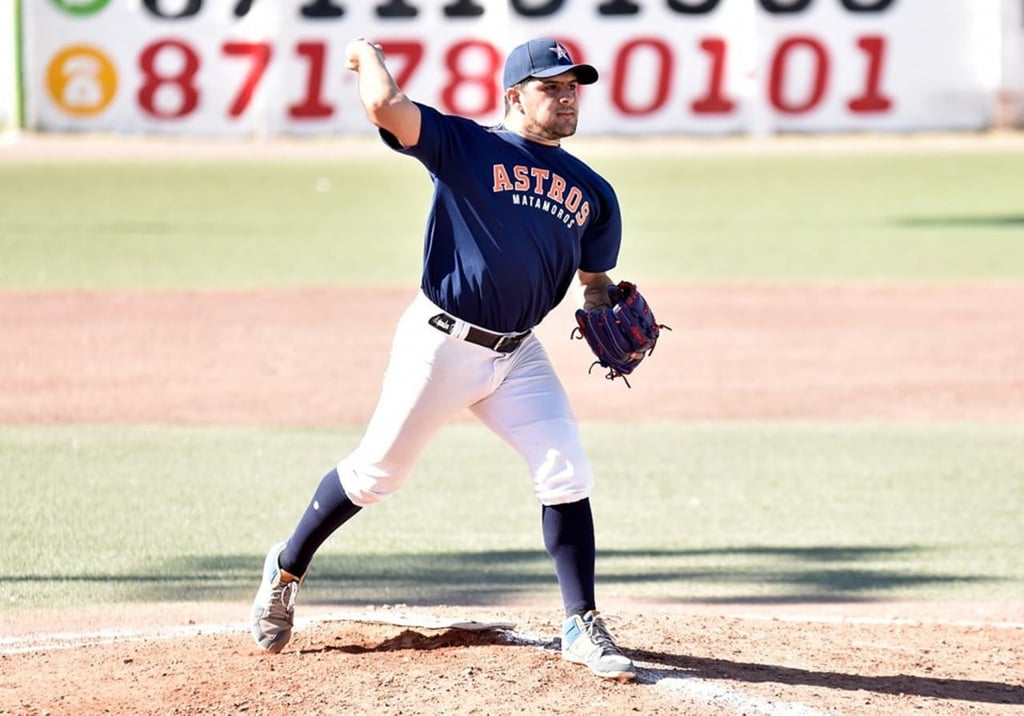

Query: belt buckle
[492,334,514,352]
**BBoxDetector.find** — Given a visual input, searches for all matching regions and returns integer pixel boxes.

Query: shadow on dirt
[296,627,519,655]
[630,647,1024,707]
[263,620,1024,707]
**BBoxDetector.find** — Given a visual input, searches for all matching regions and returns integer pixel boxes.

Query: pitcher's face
[510,72,581,143]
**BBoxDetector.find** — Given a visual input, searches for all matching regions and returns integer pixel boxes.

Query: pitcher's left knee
[533,447,594,504]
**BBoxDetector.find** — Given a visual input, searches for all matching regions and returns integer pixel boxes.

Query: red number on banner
[611,38,673,115]
[376,40,425,88]
[289,41,334,118]
[691,37,735,114]
[223,41,272,117]
[138,39,200,119]
[129,33,896,127]
[848,35,892,113]
[769,36,828,114]
[441,40,501,117]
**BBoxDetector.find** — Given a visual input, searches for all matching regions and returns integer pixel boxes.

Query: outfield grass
[2,423,1021,609]
[2,147,1023,289]
[609,150,1024,282]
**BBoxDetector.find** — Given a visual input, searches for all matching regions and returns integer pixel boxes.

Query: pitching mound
[3,603,1022,714]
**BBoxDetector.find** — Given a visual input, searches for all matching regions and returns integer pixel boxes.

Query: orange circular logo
[46,45,118,116]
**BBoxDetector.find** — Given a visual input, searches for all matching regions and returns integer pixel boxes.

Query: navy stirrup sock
[542,498,597,618]
[279,468,362,577]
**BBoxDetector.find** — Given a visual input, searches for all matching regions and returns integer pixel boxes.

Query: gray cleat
[250,541,304,653]
[562,610,636,682]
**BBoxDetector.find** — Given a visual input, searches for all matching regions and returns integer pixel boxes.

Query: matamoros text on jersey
[493,163,592,230]
[140,0,896,20]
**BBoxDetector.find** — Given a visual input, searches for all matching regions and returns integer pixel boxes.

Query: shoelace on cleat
[585,615,624,657]
[266,578,299,620]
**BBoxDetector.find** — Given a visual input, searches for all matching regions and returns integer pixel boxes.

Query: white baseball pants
[338,291,594,507]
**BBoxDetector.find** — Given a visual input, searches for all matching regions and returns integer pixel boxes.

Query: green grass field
[2,145,1023,289]
[1,140,1023,611]
[2,423,1022,609]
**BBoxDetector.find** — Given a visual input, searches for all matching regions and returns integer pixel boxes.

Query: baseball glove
[571,281,669,387]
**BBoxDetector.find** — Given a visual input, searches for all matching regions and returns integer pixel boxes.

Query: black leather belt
[428,312,531,353]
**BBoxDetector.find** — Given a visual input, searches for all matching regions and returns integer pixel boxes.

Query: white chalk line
[729,612,1024,630]
[649,675,833,716]
[505,628,836,716]
[0,619,249,655]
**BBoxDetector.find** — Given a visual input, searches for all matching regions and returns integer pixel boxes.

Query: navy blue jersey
[382,103,622,334]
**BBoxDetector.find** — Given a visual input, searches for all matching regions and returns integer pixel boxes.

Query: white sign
[20,0,1006,136]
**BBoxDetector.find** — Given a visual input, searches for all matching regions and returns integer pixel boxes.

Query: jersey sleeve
[577,179,623,274]
[378,103,451,171]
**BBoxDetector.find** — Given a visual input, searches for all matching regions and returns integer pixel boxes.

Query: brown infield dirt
[1,283,1023,715]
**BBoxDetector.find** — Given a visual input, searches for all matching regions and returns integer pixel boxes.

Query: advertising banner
[20,0,1005,136]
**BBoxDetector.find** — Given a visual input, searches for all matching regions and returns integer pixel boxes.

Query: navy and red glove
[572,281,668,386]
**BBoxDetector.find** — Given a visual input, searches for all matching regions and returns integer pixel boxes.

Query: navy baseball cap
[502,38,599,89]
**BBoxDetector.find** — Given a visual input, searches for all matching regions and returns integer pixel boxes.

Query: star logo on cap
[549,43,570,61]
